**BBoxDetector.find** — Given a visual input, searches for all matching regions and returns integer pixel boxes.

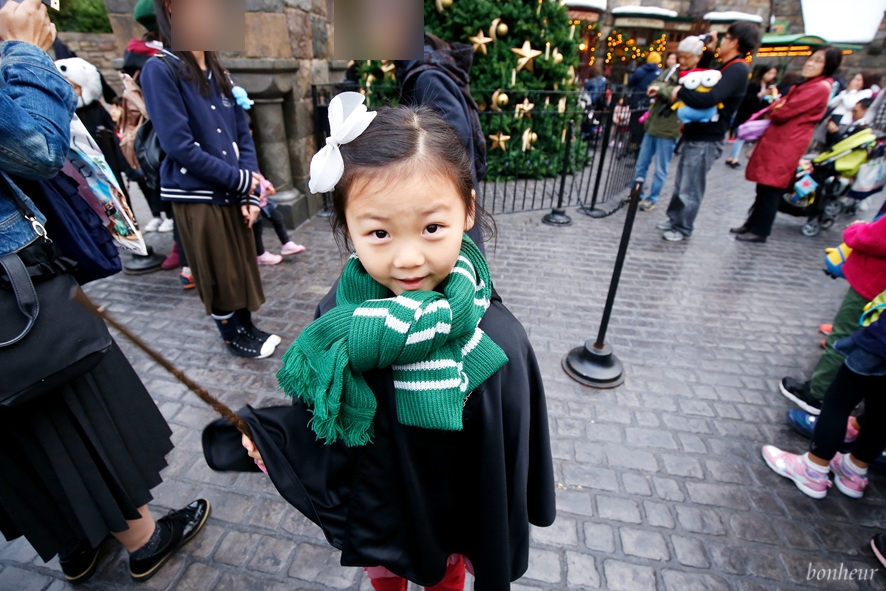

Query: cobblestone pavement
[2,159,885,591]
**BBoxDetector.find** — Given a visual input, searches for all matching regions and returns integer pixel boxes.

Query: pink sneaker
[762,445,831,499]
[257,251,283,266]
[830,453,868,498]
[280,241,306,256]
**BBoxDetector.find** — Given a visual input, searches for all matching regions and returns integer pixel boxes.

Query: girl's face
[802,51,826,79]
[848,73,864,90]
[763,67,778,83]
[344,170,474,295]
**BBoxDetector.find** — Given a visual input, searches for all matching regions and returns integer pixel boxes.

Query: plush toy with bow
[672,70,724,124]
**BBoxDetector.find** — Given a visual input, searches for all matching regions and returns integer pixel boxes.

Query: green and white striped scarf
[277,236,508,446]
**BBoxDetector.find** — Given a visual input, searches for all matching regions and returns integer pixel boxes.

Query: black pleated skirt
[0,340,173,561]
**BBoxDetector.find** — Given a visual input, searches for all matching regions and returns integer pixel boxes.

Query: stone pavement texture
[2,159,885,591]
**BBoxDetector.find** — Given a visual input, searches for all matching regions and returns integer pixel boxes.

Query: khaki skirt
[172,202,265,315]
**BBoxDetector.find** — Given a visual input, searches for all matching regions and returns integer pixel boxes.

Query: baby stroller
[778,128,886,236]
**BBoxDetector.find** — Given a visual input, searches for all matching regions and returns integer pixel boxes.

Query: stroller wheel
[820,216,835,230]
[801,220,821,237]
[824,200,844,217]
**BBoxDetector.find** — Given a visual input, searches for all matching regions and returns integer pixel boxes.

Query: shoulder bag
[0,174,112,407]
[737,104,772,141]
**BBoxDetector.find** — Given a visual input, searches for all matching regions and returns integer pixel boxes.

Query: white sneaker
[158,218,175,232]
[257,251,283,266]
[143,217,162,232]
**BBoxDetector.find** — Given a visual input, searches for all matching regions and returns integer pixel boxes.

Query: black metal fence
[310,83,645,217]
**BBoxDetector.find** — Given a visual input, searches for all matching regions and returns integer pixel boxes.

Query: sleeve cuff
[236,169,253,196]
[240,194,261,208]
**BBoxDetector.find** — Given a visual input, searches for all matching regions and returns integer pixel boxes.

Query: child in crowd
[763,311,886,499]
[252,177,305,266]
[205,94,555,590]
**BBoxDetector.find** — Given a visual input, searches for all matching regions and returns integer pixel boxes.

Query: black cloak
[202,289,556,590]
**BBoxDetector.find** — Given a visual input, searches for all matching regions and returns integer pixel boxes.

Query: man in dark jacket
[395,32,487,254]
[657,22,759,241]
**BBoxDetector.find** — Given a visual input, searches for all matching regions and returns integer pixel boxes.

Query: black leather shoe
[735,232,767,243]
[729,225,749,234]
[130,499,210,582]
[59,539,101,585]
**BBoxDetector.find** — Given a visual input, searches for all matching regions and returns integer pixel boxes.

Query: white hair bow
[308,92,377,194]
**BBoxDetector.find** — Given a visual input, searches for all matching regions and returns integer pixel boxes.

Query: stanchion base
[562,340,625,389]
[316,209,333,218]
[123,246,164,275]
[577,207,607,219]
[542,209,572,226]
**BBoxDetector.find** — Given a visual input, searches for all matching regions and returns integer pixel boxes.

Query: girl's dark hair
[152,0,233,98]
[860,70,881,90]
[814,46,844,78]
[330,104,494,250]
[753,65,778,83]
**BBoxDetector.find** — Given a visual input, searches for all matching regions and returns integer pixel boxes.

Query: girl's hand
[241,204,260,228]
[0,0,56,51]
[249,172,261,195]
[241,434,267,473]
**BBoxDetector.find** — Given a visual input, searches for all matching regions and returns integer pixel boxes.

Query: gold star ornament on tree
[511,40,543,73]
[469,30,494,55]
[515,97,535,119]
[489,131,511,151]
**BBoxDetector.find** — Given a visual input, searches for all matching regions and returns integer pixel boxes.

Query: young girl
[203,94,555,590]
[139,0,279,358]
[253,181,306,266]
[763,312,886,499]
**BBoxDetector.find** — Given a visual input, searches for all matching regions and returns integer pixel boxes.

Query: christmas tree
[356,0,588,180]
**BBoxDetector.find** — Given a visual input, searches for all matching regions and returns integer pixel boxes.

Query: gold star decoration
[489,131,511,151]
[469,29,494,55]
[511,40,543,73]
[515,97,535,119]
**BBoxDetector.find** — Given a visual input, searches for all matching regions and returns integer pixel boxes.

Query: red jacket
[745,77,832,189]
[843,216,886,301]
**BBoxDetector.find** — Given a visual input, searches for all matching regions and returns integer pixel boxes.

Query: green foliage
[357,0,588,180]
[50,0,113,34]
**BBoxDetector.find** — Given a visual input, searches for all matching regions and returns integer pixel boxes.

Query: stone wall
[56,31,124,96]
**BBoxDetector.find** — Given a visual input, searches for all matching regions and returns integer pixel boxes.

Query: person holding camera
[657,23,759,242]
[0,0,208,583]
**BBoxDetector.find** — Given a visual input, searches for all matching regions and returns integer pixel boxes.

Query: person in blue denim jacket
[0,1,208,583]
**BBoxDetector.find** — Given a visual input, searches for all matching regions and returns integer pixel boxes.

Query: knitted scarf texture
[277,236,508,446]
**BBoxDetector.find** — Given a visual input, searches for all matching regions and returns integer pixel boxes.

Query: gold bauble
[626,39,635,46]
[478,101,487,112]
[497,22,509,37]
[441,0,453,6]
[497,92,509,106]
[553,52,564,64]
[530,132,538,143]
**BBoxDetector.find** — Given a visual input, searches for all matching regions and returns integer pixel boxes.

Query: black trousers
[810,364,886,463]
[744,183,784,237]
[253,206,290,254]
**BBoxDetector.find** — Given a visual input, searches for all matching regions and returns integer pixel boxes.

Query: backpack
[134,53,179,190]
[117,72,148,171]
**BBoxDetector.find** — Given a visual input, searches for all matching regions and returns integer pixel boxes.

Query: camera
[698,33,713,46]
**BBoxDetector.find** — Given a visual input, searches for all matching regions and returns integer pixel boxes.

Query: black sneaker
[779,377,822,415]
[225,329,275,359]
[59,539,101,585]
[245,324,281,348]
[130,499,210,582]
[872,534,886,569]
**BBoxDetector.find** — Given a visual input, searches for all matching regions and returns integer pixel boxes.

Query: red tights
[368,555,465,591]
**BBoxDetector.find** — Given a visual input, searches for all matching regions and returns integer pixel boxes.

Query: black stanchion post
[578,102,615,218]
[542,119,574,227]
[563,177,643,388]
[312,84,334,218]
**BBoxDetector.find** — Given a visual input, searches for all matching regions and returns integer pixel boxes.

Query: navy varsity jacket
[140,51,259,208]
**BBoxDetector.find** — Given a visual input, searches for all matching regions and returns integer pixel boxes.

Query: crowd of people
[1,0,886,588]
